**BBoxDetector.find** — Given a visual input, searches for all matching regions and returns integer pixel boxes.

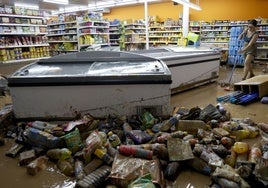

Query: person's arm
[239,32,259,52]
[238,28,247,40]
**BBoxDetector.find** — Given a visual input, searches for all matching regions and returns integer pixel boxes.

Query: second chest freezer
[7,51,172,120]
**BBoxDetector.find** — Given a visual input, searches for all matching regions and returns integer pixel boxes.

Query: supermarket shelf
[48,41,78,43]
[0,56,50,64]
[0,32,48,35]
[0,44,49,48]
[0,14,43,19]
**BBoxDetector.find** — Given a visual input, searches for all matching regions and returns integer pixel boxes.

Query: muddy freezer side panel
[9,84,170,119]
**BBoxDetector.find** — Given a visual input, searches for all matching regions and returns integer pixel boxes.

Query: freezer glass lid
[87,61,165,75]
[14,60,166,77]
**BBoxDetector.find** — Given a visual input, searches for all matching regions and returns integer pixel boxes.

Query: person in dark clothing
[238,19,259,80]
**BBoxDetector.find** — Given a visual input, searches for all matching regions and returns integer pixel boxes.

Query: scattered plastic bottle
[76,165,111,188]
[221,136,235,149]
[26,156,49,176]
[160,114,181,132]
[74,159,86,180]
[118,145,153,160]
[216,103,226,115]
[107,131,121,148]
[122,122,132,136]
[233,142,249,154]
[186,156,212,175]
[46,148,72,161]
[224,148,237,168]
[28,121,57,133]
[57,159,74,177]
[84,131,102,155]
[141,111,157,130]
[248,144,262,163]
[94,148,113,165]
[104,141,119,158]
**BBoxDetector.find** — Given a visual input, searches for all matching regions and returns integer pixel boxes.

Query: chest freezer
[133,46,221,94]
[7,51,172,120]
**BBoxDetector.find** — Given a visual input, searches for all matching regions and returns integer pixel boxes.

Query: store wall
[104,0,268,21]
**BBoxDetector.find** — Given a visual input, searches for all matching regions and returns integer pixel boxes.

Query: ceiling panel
[0,0,165,12]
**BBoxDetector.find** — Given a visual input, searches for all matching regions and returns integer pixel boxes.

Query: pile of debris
[1,103,268,188]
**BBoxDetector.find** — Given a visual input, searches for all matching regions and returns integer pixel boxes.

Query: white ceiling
[0,0,166,12]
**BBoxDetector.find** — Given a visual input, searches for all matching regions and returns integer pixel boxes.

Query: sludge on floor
[0,64,268,188]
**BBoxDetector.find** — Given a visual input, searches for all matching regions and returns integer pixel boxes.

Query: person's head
[248,19,257,31]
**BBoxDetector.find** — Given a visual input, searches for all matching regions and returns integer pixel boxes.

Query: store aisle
[0,63,267,188]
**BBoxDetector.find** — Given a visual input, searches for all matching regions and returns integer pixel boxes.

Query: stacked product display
[123,19,146,51]
[0,6,49,63]
[77,12,110,51]
[257,18,268,60]
[47,14,78,56]
[148,17,182,47]
[228,25,245,66]
[109,19,121,46]
[200,20,230,50]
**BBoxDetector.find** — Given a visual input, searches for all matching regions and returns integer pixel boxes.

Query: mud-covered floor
[0,63,267,188]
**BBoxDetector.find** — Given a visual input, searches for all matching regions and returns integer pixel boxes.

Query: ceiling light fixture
[88,0,160,10]
[43,0,69,5]
[172,0,201,11]
[14,2,39,10]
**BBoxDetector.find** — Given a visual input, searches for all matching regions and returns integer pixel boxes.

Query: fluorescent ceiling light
[43,0,69,5]
[88,0,160,9]
[172,0,201,11]
[58,6,88,13]
[14,2,39,10]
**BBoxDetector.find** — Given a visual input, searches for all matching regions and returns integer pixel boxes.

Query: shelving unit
[256,20,268,61]
[77,19,109,51]
[189,21,201,34]
[47,14,78,56]
[200,20,230,50]
[0,11,50,63]
[109,20,121,46]
[123,19,146,51]
[148,25,182,47]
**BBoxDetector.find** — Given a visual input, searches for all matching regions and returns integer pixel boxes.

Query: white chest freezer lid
[8,51,172,87]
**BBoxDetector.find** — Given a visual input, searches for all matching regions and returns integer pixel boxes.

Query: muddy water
[0,65,267,188]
